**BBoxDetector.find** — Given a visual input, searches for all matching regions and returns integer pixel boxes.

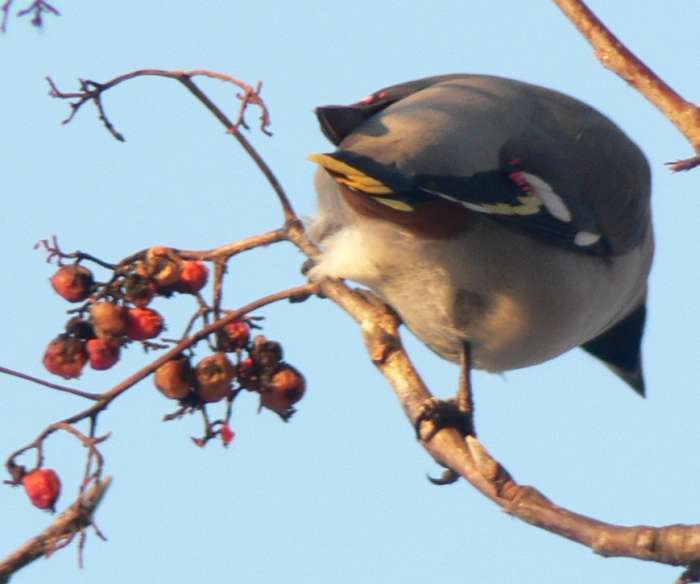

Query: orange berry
[86,338,120,370]
[220,320,250,352]
[42,336,87,379]
[175,260,209,294]
[22,468,61,511]
[126,307,164,341]
[50,265,93,303]
[195,353,235,403]
[260,364,306,419]
[154,358,192,400]
[90,302,128,339]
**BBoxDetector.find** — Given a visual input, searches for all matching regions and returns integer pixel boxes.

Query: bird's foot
[414,396,474,442]
[414,397,473,486]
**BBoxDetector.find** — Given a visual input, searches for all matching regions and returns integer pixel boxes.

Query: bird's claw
[427,468,460,485]
[414,396,474,442]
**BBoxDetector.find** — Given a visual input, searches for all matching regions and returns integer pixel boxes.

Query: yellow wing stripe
[374,198,414,212]
[335,177,394,195]
[308,153,395,193]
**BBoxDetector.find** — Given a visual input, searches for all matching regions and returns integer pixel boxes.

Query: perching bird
[308,74,653,395]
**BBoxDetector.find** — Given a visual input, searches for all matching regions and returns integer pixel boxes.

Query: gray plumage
[309,75,653,393]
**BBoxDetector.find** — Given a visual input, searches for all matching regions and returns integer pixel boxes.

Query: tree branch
[0,476,111,583]
[302,273,700,570]
[553,0,700,171]
[47,69,297,221]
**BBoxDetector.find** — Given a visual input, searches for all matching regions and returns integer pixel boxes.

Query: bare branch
[310,272,700,568]
[47,69,297,222]
[1,0,58,33]
[0,366,101,401]
[0,476,111,582]
[553,0,700,171]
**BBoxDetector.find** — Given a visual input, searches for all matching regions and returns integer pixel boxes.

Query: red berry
[22,468,61,511]
[42,336,87,379]
[220,423,235,447]
[221,320,250,351]
[195,353,235,403]
[90,302,128,339]
[126,307,164,341]
[175,260,209,294]
[86,338,121,370]
[260,364,306,418]
[50,265,93,303]
[154,358,192,400]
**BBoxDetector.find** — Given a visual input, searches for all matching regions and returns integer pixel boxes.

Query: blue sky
[1,2,699,583]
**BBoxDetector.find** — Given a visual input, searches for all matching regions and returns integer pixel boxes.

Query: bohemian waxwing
[308,74,653,395]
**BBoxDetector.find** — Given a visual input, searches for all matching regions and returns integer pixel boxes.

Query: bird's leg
[415,342,475,441]
[456,341,475,435]
[416,342,475,484]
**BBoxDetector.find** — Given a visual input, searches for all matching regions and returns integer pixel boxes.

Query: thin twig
[0,0,58,32]
[0,366,101,401]
[47,69,298,219]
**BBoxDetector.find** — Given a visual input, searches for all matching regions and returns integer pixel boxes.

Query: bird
[307,74,653,396]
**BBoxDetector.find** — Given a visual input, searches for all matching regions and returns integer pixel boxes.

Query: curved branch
[310,274,700,568]
[0,476,111,583]
[553,0,700,171]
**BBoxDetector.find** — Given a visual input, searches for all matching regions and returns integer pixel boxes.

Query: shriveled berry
[195,353,235,403]
[86,338,121,370]
[90,302,128,339]
[64,317,95,340]
[174,260,209,294]
[154,358,192,400]
[43,336,87,379]
[144,246,182,288]
[50,264,93,303]
[251,335,283,368]
[126,307,164,341]
[123,273,157,307]
[220,320,250,352]
[236,356,259,390]
[22,468,61,511]
[260,364,306,419]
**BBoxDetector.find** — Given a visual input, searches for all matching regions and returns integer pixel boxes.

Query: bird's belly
[310,213,651,373]
[382,281,575,371]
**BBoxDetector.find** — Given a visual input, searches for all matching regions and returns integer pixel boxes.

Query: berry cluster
[19,243,307,513]
[44,246,208,379]
[156,327,305,420]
